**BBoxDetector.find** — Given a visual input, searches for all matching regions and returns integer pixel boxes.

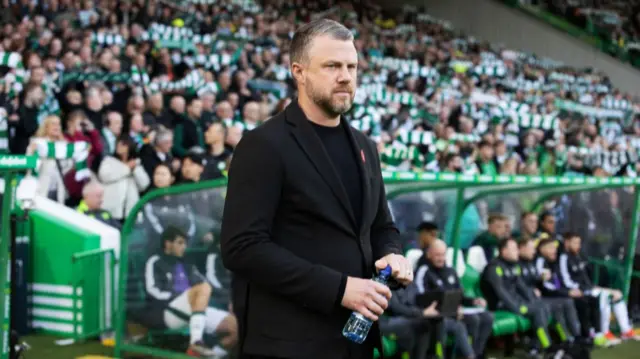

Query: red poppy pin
[361,149,366,163]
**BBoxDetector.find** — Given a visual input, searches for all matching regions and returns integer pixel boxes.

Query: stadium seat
[446,248,466,278]
[466,246,488,273]
[405,248,423,271]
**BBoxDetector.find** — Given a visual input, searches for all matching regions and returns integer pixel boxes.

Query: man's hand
[473,298,487,308]
[541,269,551,281]
[569,288,583,298]
[457,306,464,320]
[422,301,439,317]
[607,288,623,301]
[375,254,413,285]
[534,288,541,298]
[341,277,392,322]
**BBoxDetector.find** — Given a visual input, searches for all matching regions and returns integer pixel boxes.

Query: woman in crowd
[98,136,150,222]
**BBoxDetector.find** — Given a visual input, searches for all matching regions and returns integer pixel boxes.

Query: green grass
[17,334,640,359]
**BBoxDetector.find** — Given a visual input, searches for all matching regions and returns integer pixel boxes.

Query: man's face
[294,35,358,118]
[565,237,581,254]
[540,242,558,262]
[108,113,123,135]
[522,214,538,235]
[418,230,437,249]
[501,240,519,262]
[205,123,225,145]
[428,244,447,268]
[489,219,506,239]
[541,215,556,234]
[85,187,104,210]
[188,100,203,120]
[519,241,535,260]
[166,235,187,258]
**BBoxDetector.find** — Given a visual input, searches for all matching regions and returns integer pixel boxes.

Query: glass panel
[123,186,232,352]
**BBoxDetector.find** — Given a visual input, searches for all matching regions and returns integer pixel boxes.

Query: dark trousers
[541,298,581,339]
[379,316,434,359]
[463,312,494,357]
[574,296,601,336]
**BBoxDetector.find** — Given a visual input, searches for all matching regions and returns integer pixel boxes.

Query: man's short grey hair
[154,128,173,145]
[290,18,354,65]
[82,180,103,197]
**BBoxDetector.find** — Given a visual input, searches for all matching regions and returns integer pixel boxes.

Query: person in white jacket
[98,136,150,221]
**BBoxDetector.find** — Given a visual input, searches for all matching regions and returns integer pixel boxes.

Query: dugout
[113,171,640,359]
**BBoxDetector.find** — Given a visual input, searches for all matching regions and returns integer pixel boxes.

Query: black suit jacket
[220,100,402,359]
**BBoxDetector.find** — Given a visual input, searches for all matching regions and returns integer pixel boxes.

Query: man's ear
[291,62,304,85]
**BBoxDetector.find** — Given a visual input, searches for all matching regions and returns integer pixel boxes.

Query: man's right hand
[569,288,583,298]
[341,277,391,321]
[423,301,439,317]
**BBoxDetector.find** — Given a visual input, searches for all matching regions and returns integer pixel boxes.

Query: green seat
[373,336,398,358]
[492,311,521,336]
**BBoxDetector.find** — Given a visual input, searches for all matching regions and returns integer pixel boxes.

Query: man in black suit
[220,18,413,359]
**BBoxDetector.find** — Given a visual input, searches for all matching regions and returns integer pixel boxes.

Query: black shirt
[310,121,363,230]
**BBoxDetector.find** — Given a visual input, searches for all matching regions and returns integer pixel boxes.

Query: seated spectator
[481,238,560,357]
[536,237,602,346]
[76,180,121,229]
[558,233,640,343]
[144,226,237,357]
[416,221,439,250]
[98,136,150,222]
[513,212,540,242]
[472,214,509,261]
[517,238,583,345]
[416,240,493,359]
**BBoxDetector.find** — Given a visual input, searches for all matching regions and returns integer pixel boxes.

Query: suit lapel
[344,122,371,235]
[285,103,357,230]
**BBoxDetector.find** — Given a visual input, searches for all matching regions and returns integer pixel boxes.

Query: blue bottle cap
[379,265,392,279]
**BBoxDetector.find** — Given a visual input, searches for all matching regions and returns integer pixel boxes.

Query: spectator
[173,98,206,157]
[202,122,232,180]
[98,136,150,222]
[416,221,439,250]
[28,115,69,203]
[472,214,509,261]
[140,127,176,178]
[102,111,124,156]
[76,180,121,229]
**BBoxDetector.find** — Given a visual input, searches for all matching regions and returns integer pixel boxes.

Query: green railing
[71,248,117,342]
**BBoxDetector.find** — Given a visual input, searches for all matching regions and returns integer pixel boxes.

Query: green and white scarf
[32,140,91,181]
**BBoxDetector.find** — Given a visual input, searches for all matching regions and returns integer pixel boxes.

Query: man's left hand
[473,298,487,308]
[375,254,413,285]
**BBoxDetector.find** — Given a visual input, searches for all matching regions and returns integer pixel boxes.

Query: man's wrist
[335,274,348,309]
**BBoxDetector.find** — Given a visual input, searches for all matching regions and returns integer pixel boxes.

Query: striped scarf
[381,143,425,168]
[32,140,91,181]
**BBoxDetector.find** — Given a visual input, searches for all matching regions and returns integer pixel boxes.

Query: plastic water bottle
[342,265,393,344]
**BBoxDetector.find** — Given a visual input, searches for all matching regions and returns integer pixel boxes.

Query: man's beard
[306,81,353,118]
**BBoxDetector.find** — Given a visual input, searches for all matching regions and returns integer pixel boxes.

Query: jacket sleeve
[558,253,580,290]
[368,140,402,260]
[144,255,173,302]
[220,130,343,316]
[483,263,523,313]
[536,257,569,297]
[172,124,187,157]
[98,156,130,184]
[133,163,151,192]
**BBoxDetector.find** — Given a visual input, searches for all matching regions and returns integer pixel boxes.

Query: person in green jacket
[471,214,509,262]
